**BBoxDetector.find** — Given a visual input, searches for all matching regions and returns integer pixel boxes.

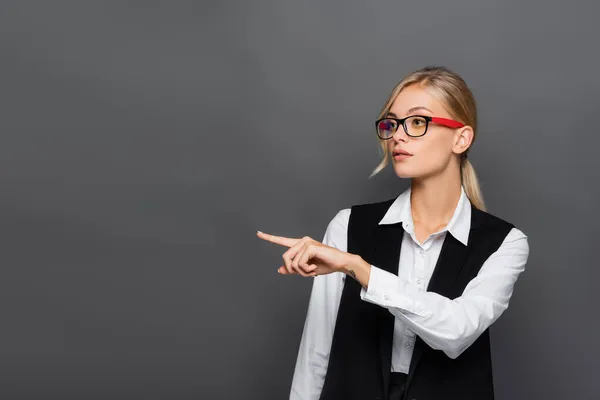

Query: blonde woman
[257,66,529,400]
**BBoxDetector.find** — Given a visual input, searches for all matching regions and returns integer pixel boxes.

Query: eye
[379,119,395,130]
[410,117,426,127]
[377,119,398,138]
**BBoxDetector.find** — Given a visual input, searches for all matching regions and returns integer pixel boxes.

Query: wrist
[342,254,371,288]
[341,253,361,273]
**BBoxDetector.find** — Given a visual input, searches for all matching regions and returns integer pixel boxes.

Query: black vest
[318,198,514,400]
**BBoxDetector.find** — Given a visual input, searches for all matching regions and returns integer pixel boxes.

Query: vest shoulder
[471,206,515,231]
[348,197,397,223]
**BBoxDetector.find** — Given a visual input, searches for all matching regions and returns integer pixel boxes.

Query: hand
[256,230,356,277]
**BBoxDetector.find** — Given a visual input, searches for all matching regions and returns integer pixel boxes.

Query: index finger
[256,231,299,248]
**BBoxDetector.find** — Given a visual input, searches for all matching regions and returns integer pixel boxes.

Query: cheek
[425,140,449,161]
[414,137,445,162]
[423,134,454,158]
[397,137,450,174]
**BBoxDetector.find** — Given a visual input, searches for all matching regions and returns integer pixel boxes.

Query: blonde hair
[369,65,486,211]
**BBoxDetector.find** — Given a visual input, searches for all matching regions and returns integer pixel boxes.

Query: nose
[392,126,409,142]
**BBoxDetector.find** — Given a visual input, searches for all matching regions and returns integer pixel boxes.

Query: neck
[410,168,462,231]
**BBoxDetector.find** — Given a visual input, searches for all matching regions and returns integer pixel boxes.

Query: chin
[392,164,417,179]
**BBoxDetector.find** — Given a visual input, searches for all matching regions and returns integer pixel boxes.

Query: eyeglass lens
[377,116,428,138]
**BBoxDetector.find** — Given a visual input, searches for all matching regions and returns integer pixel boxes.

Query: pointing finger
[256,231,299,248]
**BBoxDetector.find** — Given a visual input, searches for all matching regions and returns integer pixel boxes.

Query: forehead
[388,84,447,117]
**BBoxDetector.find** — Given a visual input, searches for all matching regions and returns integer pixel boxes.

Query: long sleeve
[289,209,350,400]
[360,227,529,359]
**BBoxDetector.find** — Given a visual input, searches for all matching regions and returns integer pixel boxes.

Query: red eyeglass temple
[430,117,464,128]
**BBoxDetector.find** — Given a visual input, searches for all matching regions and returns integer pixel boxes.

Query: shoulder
[327,197,397,227]
[326,208,352,232]
[471,206,518,233]
[347,197,397,226]
[471,206,511,226]
[472,207,529,254]
[323,196,397,242]
[321,208,351,250]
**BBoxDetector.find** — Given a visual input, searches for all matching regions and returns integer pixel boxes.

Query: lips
[393,149,413,156]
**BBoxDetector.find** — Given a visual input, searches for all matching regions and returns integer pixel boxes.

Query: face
[384,83,473,179]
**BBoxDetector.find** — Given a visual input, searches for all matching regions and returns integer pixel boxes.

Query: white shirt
[289,185,530,400]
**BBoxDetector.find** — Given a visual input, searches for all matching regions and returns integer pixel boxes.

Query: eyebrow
[387,106,433,117]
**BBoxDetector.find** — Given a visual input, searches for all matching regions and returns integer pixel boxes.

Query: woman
[257,65,529,400]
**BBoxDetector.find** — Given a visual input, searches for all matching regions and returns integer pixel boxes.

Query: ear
[453,126,474,156]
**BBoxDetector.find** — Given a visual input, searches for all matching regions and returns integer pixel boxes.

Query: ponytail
[460,156,486,211]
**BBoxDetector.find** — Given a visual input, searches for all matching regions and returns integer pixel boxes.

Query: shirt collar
[378,185,471,246]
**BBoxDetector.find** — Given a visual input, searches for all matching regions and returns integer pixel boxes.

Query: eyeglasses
[375,115,465,139]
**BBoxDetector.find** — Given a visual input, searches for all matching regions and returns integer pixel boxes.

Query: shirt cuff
[359,265,431,317]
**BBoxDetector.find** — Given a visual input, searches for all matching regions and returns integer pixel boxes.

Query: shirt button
[405,341,413,348]
[417,279,421,284]
[384,294,389,300]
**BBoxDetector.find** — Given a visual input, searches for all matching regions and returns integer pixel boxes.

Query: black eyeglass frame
[375,115,465,139]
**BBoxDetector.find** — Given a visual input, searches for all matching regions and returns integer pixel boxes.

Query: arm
[289,209,350,400]
[343,227,529,359]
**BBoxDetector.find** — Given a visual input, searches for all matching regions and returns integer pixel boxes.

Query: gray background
[0,1,598,399]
